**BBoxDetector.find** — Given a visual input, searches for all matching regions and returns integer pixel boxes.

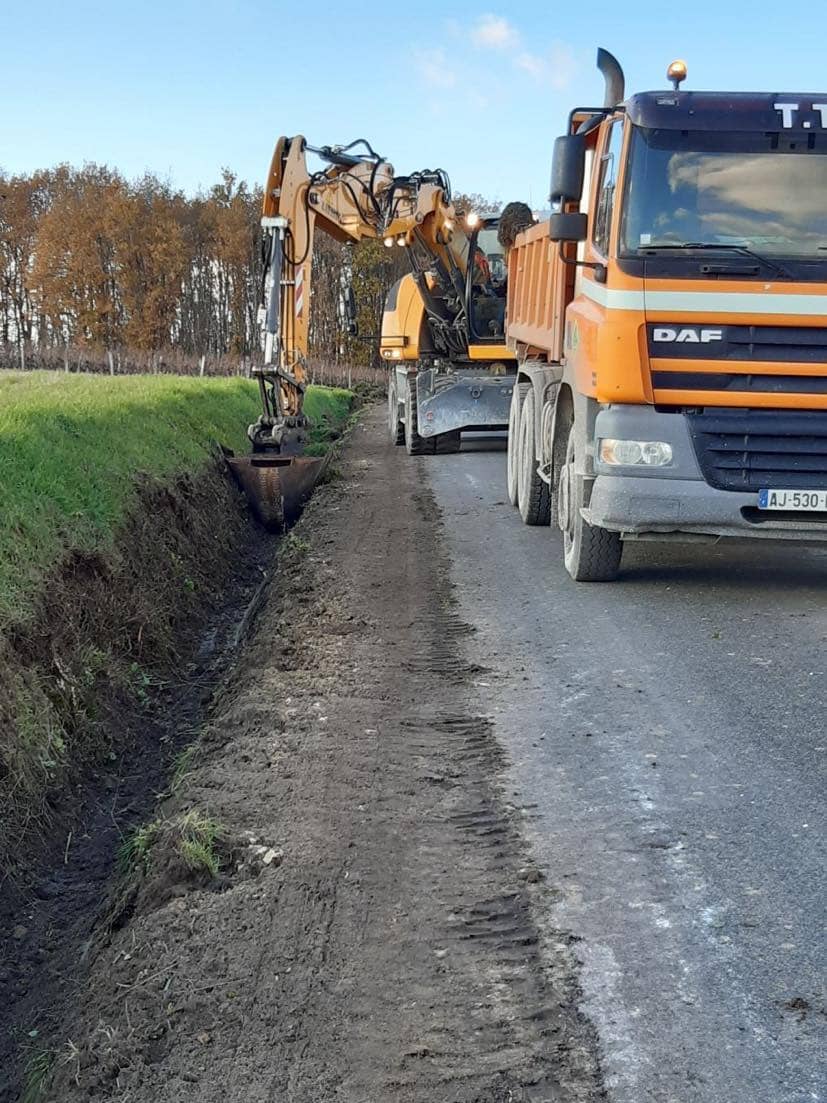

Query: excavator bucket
[225,452,328,533]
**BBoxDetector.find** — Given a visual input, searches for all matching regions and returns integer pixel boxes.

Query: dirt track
[44,407,605,1102]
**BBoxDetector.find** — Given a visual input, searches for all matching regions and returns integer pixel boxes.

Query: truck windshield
[620,127,827,256]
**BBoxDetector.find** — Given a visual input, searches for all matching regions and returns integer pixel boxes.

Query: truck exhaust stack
[596,48,625,107]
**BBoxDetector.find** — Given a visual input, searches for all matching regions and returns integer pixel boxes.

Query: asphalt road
[425,435,826,1103]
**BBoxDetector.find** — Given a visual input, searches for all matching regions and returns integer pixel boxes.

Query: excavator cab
[467,222,507,341]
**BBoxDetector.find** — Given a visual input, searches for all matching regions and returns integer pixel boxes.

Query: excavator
[227,135,520,529]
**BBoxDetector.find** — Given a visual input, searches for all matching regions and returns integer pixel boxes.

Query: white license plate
[758,489,827,511]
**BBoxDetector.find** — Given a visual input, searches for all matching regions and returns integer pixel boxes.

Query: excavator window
[468,226,507,341]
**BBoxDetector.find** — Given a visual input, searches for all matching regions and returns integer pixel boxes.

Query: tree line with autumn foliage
[0,164,404,380]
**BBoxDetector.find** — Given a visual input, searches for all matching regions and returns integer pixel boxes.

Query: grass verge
[0,370,353,862]
[0,372,352,625]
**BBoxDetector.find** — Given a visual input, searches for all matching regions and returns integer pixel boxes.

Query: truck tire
[507,382,530,506]
[434,430,462,454]
[388,375,404,445]
[559,423,622,582]
[517,389,550,525]
[404,375,435,455]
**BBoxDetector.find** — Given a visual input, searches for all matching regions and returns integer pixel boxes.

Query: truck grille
[686,408,827,491]
[647,324,827,364]
[653,371,827,394]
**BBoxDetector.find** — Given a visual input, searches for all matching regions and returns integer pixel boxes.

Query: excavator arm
[252,135,458,452]
[228,134,493,532]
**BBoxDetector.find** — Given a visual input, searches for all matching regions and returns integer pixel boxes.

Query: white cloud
[412,18,579,108]
[516,42,580,91]
[516,52,545,80]
[415,48,457,90]
[471,14,521,50]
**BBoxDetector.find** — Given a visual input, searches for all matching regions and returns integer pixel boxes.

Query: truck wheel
[388,375,404,445]
[517,389,550,525]
[558,424,622,582]
[404,376,435,456]
[507,382,530,506]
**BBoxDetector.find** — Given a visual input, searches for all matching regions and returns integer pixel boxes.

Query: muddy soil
[40,408,606,1102]
[0,467,275,1102]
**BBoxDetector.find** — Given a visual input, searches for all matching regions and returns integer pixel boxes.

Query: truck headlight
[599,439,673,467]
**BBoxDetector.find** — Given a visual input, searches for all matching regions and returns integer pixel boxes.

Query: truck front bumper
[416,369,513,438]
[585,405,827,543]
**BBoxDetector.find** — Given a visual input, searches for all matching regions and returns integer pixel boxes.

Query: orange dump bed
[506,221,574,362]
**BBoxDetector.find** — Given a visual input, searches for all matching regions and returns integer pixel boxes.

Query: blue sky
[4,0,827,206]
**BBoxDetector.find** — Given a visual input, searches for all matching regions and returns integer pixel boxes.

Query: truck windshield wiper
[643,242,793,279]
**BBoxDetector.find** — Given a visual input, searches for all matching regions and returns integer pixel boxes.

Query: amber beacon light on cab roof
[505,48,827,580]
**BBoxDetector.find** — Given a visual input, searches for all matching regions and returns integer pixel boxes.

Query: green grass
[0,372,352,627]
[118,809,224,880]
[178,810,223,877]
[170,743,199,793]
[303,385,352,426]
[302,385,355,457]
[117,818,160,876]
[21,1049,52,1103]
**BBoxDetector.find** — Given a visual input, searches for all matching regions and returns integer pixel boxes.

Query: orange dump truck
[506,48,827,580]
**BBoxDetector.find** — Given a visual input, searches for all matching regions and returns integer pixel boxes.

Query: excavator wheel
[388,376,405,445]
[404,376,436,455]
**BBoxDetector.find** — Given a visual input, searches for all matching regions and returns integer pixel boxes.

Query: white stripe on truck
[580,280,827,316]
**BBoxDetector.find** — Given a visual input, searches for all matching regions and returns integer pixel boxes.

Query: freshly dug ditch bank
[31,406,606,1103]
[0,373,353,1100]
[0,372,352,861]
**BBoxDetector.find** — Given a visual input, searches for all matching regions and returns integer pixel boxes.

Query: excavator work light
[383,236,394,248]
[667,59,688,90]
[465,211,480,228]
[396,235,406,246]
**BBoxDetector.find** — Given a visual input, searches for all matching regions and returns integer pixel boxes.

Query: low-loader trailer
[507,49,827,580]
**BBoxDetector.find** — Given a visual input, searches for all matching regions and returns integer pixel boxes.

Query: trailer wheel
[517,389,550,525]
[506,382,530,506]
[388,375,404,445]
[434,430,462,454]
[404,376,435,455]
[559,424,621,582]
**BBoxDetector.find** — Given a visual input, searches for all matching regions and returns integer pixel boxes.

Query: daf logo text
[652,327,724,344]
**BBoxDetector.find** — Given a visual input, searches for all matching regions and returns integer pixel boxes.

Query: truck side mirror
[549,211,588,243]
[549,134,586,206]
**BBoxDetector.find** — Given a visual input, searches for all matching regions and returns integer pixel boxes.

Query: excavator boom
[229,134,517,528]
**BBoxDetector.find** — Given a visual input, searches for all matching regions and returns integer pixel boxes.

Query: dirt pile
[40,409,605,1102]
